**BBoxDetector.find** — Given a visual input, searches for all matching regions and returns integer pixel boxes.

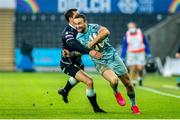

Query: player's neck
[69,23,76,30]
[83,25,88,33]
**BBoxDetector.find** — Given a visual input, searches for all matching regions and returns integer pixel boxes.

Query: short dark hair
[74,14,87,21]
[64,8,78,22]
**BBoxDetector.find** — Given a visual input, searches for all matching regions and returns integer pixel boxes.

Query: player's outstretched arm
[65,39,102,59]
[62,48,102,59]
[66,38,91,54]
[88,26,110,48]
[62,49,82,58]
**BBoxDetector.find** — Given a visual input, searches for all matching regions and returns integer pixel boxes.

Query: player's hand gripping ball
[89,33,104,51]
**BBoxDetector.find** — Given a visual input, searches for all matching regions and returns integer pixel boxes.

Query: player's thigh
[61,63,92,85]
[95,63,118,84]
[102,69,119,85]
[109,53,128,76]
[129,65,136,71]
[95,63,109,75]
[136,52,146,66]
[137,65,144,71]
[61,63,79,77]
[126,52,136,66]
[75,70,93,87]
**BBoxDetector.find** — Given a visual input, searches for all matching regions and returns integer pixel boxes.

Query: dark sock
[127,91,136,106]
[87,94,100,110]
[111,84,118,93]
[139,70,143,78]
[64,80,74,94]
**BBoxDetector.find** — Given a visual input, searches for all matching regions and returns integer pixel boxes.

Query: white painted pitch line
[162,85,180,90]
[138,87,180,99]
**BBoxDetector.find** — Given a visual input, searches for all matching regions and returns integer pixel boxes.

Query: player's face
[128,23,137,33]
[128,23,136,29]
[69,11,79,25]
[74,18,87,33]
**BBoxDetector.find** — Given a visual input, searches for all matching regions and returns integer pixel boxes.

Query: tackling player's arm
[66,38,91,54]
[88,26,110,48]
[70,51,82,57]
[64,34,102,59]
[62,49,81,58]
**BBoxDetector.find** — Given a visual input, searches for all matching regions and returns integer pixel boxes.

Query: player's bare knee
[86,79,94,87]
[110,78,118,86]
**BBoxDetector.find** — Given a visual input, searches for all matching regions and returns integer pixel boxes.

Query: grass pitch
[0,72,180,119]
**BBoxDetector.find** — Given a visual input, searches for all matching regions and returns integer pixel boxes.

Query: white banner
[163,57,180,77]
[58,0,111,13]
[0,0,16,9]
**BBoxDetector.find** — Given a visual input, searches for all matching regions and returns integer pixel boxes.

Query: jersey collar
[69,24,76,30]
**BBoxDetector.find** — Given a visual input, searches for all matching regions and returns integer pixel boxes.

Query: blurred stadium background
[0,0,180,119]
[0,0,180,73]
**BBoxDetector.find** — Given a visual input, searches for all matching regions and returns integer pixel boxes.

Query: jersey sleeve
[64,32,75,43]
[91,24,101,33]
[142,34,151,55]
[121,35,128,59]
[63,32,91,54]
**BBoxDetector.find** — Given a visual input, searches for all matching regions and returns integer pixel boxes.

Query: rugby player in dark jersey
[58,9,105,113]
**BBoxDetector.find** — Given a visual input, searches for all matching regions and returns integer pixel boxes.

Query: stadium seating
[15,13,168,48]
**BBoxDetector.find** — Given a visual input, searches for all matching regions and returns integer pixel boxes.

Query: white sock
[86,89,95,97]
[132,80,136,84]
[68,77,78,85]
[138,76,143,81]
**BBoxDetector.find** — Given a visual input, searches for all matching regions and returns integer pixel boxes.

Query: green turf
[0,72,180,119]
